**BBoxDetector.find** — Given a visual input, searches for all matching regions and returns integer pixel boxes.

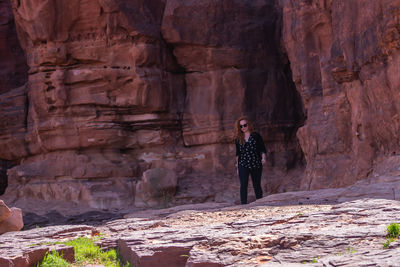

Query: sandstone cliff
[1,0,399,210]
[280,0,400,189]
[0,0,304,210]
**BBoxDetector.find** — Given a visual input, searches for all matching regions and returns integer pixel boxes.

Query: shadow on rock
[23,210,126,230]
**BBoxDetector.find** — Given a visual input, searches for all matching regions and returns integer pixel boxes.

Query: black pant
[238,165,263,204]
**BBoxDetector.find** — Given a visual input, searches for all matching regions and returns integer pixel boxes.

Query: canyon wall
[280,0,400,189]
[0,0,304,210]
[2,0,399,210]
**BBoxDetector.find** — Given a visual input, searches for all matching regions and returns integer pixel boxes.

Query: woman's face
[239,120,248,133]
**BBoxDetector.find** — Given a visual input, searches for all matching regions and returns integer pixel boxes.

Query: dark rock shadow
[23,210,127,230]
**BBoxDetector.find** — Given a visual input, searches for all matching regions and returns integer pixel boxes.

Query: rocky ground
[1,195,400,267]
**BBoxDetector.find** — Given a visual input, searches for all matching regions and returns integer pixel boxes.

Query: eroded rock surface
[1,0,184,209]
[0,0,305,210]
[1,197,400,266]
[279,0,400,189]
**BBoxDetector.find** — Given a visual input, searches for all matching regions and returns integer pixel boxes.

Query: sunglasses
[240,123,248,128]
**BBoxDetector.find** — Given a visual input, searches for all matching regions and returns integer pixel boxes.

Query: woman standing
[234,116,267,204]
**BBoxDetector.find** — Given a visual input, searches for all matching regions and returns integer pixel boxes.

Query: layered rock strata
[1,0,185,208]
[3,0,400,210]
[0,0,305,209]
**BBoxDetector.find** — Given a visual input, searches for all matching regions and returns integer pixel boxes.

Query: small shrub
[37,250,70,267]
[383,237,395,249]
[387,223,400,238]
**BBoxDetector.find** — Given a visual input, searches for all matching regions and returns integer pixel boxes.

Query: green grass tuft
[64,237,123,266]
[387,223,400,238]
[37,250,70,267]
[36,236,132,267]
[383,223,400,249]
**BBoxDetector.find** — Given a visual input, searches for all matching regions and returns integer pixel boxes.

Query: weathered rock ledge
[1,196,400,266]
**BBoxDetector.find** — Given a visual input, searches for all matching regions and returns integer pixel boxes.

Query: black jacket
[235,132,266,156]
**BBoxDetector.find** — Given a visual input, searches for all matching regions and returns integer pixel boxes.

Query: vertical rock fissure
[0,160,12,195]
[23,84,29,130]
[0,0,28,95]
[159,36,188,147]
[263,1,306,183]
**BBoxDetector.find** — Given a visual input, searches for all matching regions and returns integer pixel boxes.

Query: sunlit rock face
[0,0,304,210]
[1,0,185,209]
[279,0,400,189]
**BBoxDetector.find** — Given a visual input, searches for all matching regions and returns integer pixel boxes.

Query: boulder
[135,168,178,208]
[0,200,11,222]
[0,205,23,235]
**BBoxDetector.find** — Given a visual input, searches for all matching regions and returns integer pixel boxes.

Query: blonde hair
[234,116,255,145]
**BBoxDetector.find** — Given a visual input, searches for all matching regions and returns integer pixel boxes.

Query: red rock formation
[2,0,185,208]
[279,0,400,189]
[3,0,400,209]
[0,0,305,209]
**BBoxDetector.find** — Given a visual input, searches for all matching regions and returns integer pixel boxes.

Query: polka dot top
[235,132,266,170]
